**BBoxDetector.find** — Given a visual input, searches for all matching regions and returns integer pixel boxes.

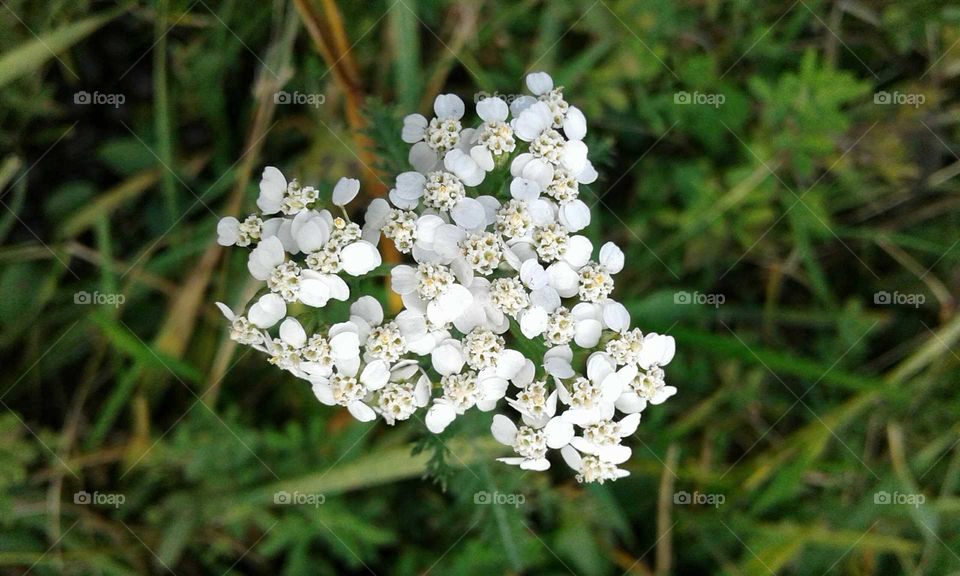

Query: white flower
[489,276,530,318]
[391,263,474,326]
[381,209,418,253]
[568,413,640,464]
[376,371,431,425]
[217,214,263,247]
[556,363,633,427]
[496,199,533,239]
[403,94,466,173]
[424,370,478,433]
[491,414,573,471]
[506,379,557,427]
[311,325,391,422]
[216,73,677,485]
[473,97,516,166]
[462,329,505,370]
[560,445,630,484]
[215,302,268,348]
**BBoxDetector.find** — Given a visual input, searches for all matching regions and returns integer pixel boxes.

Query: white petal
[520,458,551,471]
[414,375,432,406]
[279,317,307,348]
[433,224,467,258]
[563,106,587,140]
[431,341,465,376]
[615,391,648,414]
[215,302,236,321]
[515,360,536,387]
[602,301,630,332]
[544,345,574,377]
[216,217,240,246]
[434,93,465,119]
[295,220,330,254]
[364,198,391,231]
[401,114,428,143]
[577,160,598,184]
[340,241,382,276]
[651,386,678,405]
[257,166,287,214]
[510,177,540,201]
[409,142,439,173]
[495,349,525,380]
[559,200,591,233]
[450,198,486,230]
[520,157,555,190]
[574,319,603,348]
[322,273,350,301]
[350,296,384,327]
[347,401,377,422]
[544,418,575,449]
[470,145,495,172]
[600,444,632,464]
[477,96,509,122]
[520,259,548,289]
[390,265,418,295]
[599,242,625,274]
[444,149,484,187]
[332,177,360,206]
[360,360,390,391]
[514,102,553,141]
[298,277,331,307]
[498,457,526,466]
[560,445,582,471]
[529,286,561,313]
[527,198,556,227]
[509,95,537,116]
[561,140,589,175]
[248,294,286,328]
[330,331,360,359]
[526,71,554,95]
[587,353,616,383]
[519,307,548,338]
[563,235,593,268]
[639,334,676,368]
[547,262,579,298]
[395,171,427,199]
[311,381,335,405]
[425,402,457,433]
[619,413,642,437]
[430,283,474,324]
[476,195,501,225]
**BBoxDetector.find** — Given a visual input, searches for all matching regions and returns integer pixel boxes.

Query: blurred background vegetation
[1,0,959,574]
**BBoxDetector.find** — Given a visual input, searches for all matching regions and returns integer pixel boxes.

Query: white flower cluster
[215,72,676,484]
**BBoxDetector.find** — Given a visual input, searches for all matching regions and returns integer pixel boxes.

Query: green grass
[1,0,959,574]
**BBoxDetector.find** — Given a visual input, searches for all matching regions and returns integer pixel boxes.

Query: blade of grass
[0,10,121,88]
